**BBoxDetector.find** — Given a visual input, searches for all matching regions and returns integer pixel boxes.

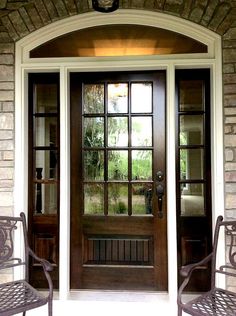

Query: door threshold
[67,290,169,302]
[33,290,181,316]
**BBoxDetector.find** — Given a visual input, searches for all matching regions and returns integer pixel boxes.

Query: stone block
[225,162,236,171]
[18,7,35,32]
[0,130,13,139]
[0,43,14,54]
[0,113,13,129]
[225,117,236,124]
[225,148,234,161]
[225,107,236,115]
[0,31,13,44]
[3,150,13,160]
[0,65,13,81]
[225,171,236,182]
[52,0,68,17]
[2,102,14,112]
[208,3,231,32]
[0,82,13,89]
[190,7,204,23]
[224,27,236,40]
[223,48,236,63]
[225,134,236,146]
[131,0,145,8]
[0,0,7,10]
[8,10,29,38]
[0,167,13,179]
[25,3,43,29]
[224,94,236,106]
[224,74,236,84]
[217,8,236,35]
[43,0,59,21]
[1,16,19,41]
[226,193,236,209]
[223,63,235,73]
[225,125,232,134]
[226,183,236,193]
[0,140,13,150]
[0,160,14,167]
[0,191,13,206]
[32,0,50,25]
[225,209,236,218]
[0,90,13,101]
[201,1,217,26]
[224,84,236,94]
[63,0,77,15]
[0,179,13,188]
[223,40,236,49]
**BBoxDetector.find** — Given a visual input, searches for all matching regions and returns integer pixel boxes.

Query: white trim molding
[14,9,224,315]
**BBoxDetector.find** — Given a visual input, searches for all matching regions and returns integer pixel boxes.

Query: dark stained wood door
[70,71,167,290]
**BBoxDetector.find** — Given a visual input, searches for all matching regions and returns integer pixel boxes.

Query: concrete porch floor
[26,291,189,316]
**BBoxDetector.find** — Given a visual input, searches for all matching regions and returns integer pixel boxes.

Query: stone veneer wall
[0,0,236,283]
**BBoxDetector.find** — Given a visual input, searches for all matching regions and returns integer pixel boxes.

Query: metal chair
[178,215,236,315]
[0,212,53,316]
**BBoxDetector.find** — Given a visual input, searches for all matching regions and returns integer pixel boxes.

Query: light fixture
[92,0,119,13]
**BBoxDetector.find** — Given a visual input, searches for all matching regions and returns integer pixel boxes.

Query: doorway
[70,71,167,290]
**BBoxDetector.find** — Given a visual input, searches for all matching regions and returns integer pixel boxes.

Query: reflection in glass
[180,115,203,145]
[84,150,104,181]
[35,117,57,147]
[108,150,128,180]
[84,184,104,214]
[83,117,104,147]
[84,84,104,114]
[108,117,128,147]
[132,183,153,215]
[35,84,58,113]
[132,117,152,146]
[181,183,204,216]
[180,148,203,180]
[35,150,58,180]
[132,150,152,180]
[131,83,152,113]
[34,183,57,214]
[179,80,203,111]
[108,83,128,113]
[108,184,128,215]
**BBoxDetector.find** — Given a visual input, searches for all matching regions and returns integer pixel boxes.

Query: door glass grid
[83,82,154,216]
[33,83,59,215]
[178,79,206,217]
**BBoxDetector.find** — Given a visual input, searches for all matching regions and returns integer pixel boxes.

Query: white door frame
[14,9,224,313]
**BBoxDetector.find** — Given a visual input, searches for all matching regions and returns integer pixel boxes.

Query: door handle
[156,184,164,218]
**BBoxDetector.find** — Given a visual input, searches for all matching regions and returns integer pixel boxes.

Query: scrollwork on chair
[178,216,236,316]
[0,213,53,316]
[0,220,17,263]
[225,223,236,268]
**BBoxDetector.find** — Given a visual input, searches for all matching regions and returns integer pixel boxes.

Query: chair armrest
[28,248,53,272]
[180,253,213,278]
[178,253,213,307]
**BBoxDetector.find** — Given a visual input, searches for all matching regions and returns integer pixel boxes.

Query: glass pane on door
[82,81,155,216]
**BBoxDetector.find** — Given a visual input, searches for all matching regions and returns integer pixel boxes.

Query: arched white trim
[14,9,224,316]
[18,9,218,62]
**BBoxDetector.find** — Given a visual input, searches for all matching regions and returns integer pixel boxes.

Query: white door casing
[14,9,224,312]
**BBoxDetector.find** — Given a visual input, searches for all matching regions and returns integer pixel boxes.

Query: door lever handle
[156,184,164,218]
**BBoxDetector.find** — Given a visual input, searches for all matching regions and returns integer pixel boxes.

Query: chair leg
[178,306,182,316]
[48,300,53,316]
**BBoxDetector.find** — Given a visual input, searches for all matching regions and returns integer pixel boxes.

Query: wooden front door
[70,71,167,290]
